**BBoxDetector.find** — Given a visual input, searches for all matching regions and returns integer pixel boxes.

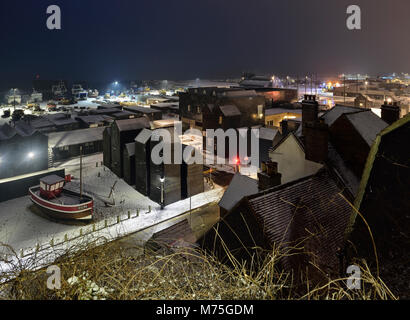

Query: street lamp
[27,152,35,159]
[160,176,165,209]
[11,88,18,112]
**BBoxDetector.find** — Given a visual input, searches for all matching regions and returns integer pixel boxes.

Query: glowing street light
[27,152,35,159]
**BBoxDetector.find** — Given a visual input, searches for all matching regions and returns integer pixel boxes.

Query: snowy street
[0,153,224,276]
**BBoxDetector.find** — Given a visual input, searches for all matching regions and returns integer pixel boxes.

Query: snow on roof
[219,105,241,117]
[76,115,112,124]
[265,108,302,116]
[14,121,37,137]
[124,142,135,156]
[115,117,150,132]
[0,124,17,141]
[259,127,279,141]
[47,127,105,148]
[123,106,162,114]
[321,105,366,127]
[345,111,389,147]
[40,174,65,185]
[151,119,175,129]
[150,102,179,108]
[218,173,259,211]
[135,128,152,144]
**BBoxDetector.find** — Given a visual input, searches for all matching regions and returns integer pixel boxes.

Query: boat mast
[80,145,83,199]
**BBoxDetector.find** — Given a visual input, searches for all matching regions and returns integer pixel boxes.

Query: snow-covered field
[0,153,224,277]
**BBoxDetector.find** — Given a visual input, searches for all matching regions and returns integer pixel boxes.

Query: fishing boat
[29,146,93,221]
[29,175,93,220]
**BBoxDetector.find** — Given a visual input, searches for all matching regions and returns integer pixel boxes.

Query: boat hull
[29,186,93,221]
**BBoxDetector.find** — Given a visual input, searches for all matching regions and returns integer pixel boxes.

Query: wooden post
[128,211,131,219]
[64,234,68,242]
[117,216,120,224]
[80,228,83,236]
[80,146,83,199]
[104,219,108,228]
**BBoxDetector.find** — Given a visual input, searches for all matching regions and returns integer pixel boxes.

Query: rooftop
[47,127,105,148]
[321,105,366,127]
[244,169,351,272]
[218,173,259,212]
[344,111,388,147]
[115,117,150,132]
[219,105,241,117]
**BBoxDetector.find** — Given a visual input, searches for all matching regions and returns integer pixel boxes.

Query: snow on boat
[29,175,93,221]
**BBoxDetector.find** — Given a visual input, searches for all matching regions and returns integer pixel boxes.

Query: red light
[235,157,240,164]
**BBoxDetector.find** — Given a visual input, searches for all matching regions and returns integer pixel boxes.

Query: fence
[2,205,153,261]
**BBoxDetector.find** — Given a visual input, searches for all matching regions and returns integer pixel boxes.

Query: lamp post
[160,176,165,209]
[11,88,17,112]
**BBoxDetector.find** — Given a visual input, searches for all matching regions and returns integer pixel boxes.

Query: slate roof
[47,127,105,148]
[219,105,241,117]
[345,111,388,147]
[0,123,40,141]
[265,108,302,116]
[321,105,366,127]
[244,169,351,272]
[115,117,150,132]
[259,127,279,141]
[218,173,259,212]
[76,115,112,124]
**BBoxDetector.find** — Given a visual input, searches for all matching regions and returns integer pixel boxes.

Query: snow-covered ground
[0,153,224,278]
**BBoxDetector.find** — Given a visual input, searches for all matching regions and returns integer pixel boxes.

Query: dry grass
[0,237,397,300]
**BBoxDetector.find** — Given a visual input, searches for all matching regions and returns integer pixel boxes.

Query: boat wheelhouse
[29,174,93,221]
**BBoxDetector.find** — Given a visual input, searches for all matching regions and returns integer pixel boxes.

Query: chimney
[258,161,282,190]
[302,94,319,136]
[304,119,329,163]
[280,119,288,136]
[381,101,400,125]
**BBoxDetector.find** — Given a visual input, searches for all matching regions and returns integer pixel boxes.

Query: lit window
[50,184,56,191]
[219,116,223,125]
[187,105,191,112]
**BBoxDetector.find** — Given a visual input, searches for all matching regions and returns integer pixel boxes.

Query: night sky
[0,0,409,89]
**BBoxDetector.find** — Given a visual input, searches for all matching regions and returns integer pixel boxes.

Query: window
[40,181,46,190]
[50,184,56,191]
[257,105,263,119]
[197,106,201,113]
[187,105,191,112]
[219,116,223,125]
